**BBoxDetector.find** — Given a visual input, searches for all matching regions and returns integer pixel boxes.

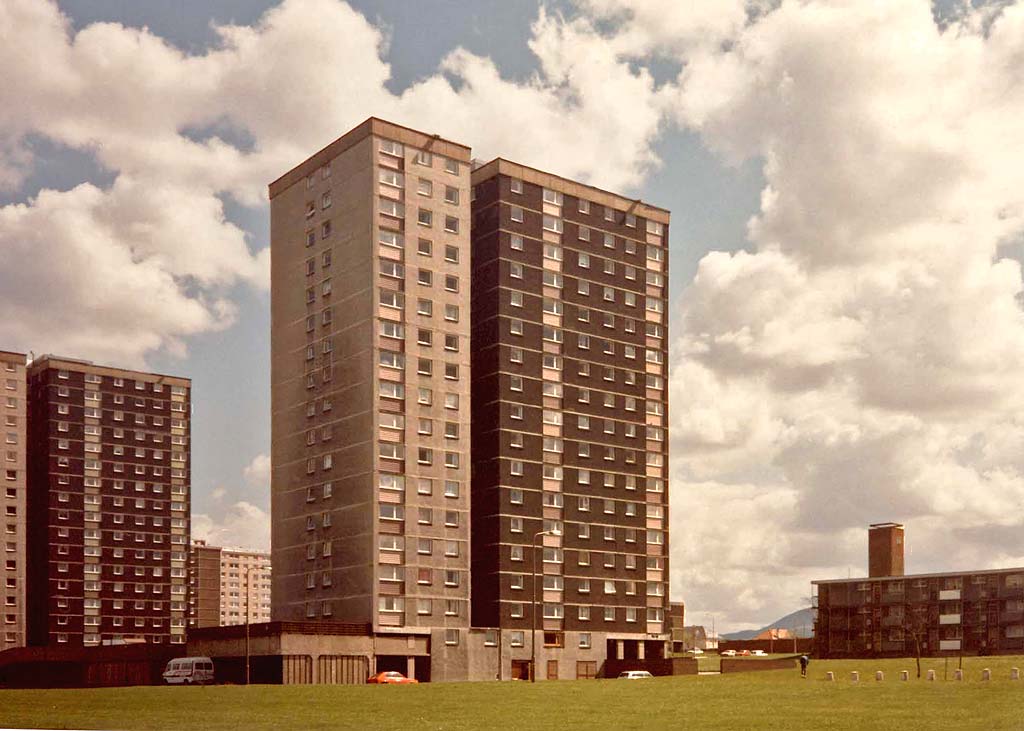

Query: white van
[163,657,215,685]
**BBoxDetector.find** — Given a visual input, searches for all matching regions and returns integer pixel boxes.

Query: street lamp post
[531,529,561,683]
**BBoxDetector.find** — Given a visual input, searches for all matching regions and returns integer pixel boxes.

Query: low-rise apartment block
[814,523,1024,657]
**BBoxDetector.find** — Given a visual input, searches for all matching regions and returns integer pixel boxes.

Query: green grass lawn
[1,656,1022,730]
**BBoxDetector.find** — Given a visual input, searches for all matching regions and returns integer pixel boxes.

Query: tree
[904,606,929,678]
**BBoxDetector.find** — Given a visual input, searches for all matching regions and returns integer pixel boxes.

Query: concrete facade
[188,542,271,628]
[0,351,27,650]
[269,119,474,678]
[219,547,271,626]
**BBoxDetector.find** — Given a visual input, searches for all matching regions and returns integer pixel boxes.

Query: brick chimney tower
[868,523,904,577]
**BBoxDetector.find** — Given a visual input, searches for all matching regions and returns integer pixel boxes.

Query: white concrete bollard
[825,671,834,681]
[926,669,936,681]
[982,668,991,681]
[900,670,909,681]
[851,671,859,683]
[954,669,963,681]
[875,671,884,681]
[1012,667,1020,681]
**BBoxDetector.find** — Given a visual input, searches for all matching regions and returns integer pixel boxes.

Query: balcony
[1002,638,1024,651]
[939,614,961,625]
[938,589,961,601]
[1001,610,1024,623]
[881,592,905,604]
[964,587,995,601]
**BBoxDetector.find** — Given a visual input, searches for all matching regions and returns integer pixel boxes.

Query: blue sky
[3,0,1023,632]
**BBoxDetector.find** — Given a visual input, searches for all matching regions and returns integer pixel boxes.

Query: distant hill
[721,607,814,640]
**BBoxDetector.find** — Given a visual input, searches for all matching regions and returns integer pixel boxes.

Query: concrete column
[900,670,909,681]
[982,668,991,681]
[407,656,416,680]
[825,671,834,681]
[926,669,936,681]
[616,640,624,660]
[850,671,859,682]
[875,671,884,681]
[638,642,646,660]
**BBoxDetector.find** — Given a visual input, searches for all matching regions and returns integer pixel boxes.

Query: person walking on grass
[799,655,809,678]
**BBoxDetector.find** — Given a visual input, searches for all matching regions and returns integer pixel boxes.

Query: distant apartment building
[269,119,473,679]
[25,356,191,646]
[188,540,221,629]
[218,546,271,625]
[667,601,685,653]
[0,351,27,650]
[814,523,1024,657]
[188,540,271,628]
[469,159,671,680]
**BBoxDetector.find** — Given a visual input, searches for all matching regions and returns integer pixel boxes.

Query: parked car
[163,657,215,685]
[685,648,704,655]
[738,649,751,656]
[719,650,737,657]
[367,671,419,685]
[751,650,768,657]
[618,670,654,679]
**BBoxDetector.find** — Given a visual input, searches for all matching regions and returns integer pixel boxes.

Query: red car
[367,671,419,685]
[738,650,752,656]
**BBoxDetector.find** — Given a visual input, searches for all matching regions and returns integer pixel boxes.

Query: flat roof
[268,117,472,199]
[28,355,190,386]
[0,350,26,361]
[813,565,1024,585]
[471,157,671,224]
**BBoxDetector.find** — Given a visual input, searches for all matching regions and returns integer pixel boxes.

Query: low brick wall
[601,657,698,678]
[721,656,800,674]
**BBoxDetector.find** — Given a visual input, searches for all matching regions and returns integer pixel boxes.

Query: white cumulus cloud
[193,501,271,552]
[660,0,1024,630]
